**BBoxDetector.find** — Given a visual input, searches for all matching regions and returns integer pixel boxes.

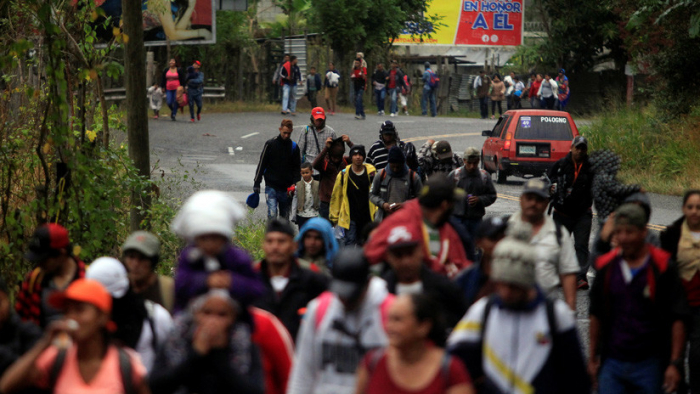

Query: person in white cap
[87,257,174,372]
[447,222,589,394]
[171,190,265,312]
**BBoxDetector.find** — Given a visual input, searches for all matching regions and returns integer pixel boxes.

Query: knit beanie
[387,146,405,165]
[491,221,537,288]
[171,190,246,241]
[349,145,366,160]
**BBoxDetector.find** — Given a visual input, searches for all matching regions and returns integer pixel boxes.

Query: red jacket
[251,307,294,394]
[364,199,470,277]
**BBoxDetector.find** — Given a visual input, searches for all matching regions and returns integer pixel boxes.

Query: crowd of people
[473,69,571,119]
[2,111,699,394]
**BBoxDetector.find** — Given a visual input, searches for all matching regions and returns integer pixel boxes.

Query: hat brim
[122,242,157,259]
[436,152,453,161]
[387,241,420,251]
[330,279,364,301]
[522,189,550,199]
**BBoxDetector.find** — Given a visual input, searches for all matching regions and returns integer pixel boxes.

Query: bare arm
[0,324,60,393]
[587,315,601,390]
[354,364,369,394]
[151,0,211,41]
[663,320,686,393]
[447,383,476,394]
[561,273,577,310]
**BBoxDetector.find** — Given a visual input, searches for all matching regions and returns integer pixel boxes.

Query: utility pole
[122,0,151,230]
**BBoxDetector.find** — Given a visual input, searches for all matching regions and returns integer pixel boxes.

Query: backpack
[452,167,490,186]
[301,126,320,163]
[379,168,417,198]
[401,75,411,95]
[49,347,135,394]
[427,69,439,89]
[313,291,394,331]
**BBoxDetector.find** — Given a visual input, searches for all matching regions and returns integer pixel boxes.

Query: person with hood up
[366,120,419,171]
[150,290,265,394]
[589,149,642,226]
[448,221,590,394]
[329,145,377,246]
[171,190,265,312]
[86,257,174,372]
[365,174,470,278]
[313,136,351,220]
[369,146,422,222]
[287,248,395,394]
[296,217,339,275]
[252,218,329,340]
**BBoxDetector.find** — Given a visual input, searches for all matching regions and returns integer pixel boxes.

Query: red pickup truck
[481,109,580,184]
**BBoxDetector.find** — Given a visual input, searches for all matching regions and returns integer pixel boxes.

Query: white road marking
[241,132,259,139]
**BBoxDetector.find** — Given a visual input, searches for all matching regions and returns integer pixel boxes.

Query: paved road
[149,110,685,356]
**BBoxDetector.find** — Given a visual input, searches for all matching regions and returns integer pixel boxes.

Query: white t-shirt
[396,281,424,295]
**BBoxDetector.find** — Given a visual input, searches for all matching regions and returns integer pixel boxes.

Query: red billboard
[455,0,523,46]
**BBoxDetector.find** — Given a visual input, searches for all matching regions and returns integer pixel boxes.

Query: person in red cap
[186,60,204,122]
[298,107,347,175]
[15,224,86,328]
[0,279,149,394]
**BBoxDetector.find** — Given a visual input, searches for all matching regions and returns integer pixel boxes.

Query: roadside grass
[579,105,700,195]
[233,214,267,261]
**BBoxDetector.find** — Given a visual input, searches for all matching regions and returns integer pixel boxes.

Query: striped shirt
[366,140,407,170]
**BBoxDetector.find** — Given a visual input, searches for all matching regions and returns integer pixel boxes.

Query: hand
[426,139,435,147]
[193,319,228,355]
[600,213,616,243]
[253,186,260,194]
[43,319,78,344]
[663,364,681,393]
[587,358,600,390]
[391,202,403,211]
[341,135,351,144]
[207,271,232,289]
[383,203,392,212]
[468,196,479,206]
[325,137,333,148]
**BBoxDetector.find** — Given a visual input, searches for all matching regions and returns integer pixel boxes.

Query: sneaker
[171,116,176,121]
[390,113,396,117]
[361,115,366,120]
[577,279,589,290]
[197,114,201,121]
[190,118,195,122]
[377,111,382,116]
[281,111,287,115]
[404,110,409,116]
[291,112,297,116]
[330,112,335,116]
[355,115,361,119]
[153,115,158,119]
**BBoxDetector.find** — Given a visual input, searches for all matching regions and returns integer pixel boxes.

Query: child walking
[147,84,164,119]
[291,162,320,229]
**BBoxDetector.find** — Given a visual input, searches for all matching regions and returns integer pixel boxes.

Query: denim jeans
[375,88,386,113]
[598,357,662,394]
[355,88,365,117]
[342,221,359,246]
[479,96,489,118]
[166,89,178,118]
[541,96,555,109]
[188,91,202,120]
[282,84,297,113]
[421,88,436,116]
[553,211,592,280]
[388,87,399,114]
[529,96,540,109]
[265,186,290,219]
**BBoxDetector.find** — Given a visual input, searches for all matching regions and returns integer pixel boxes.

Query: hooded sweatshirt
[296,218,339,274]
[287,277,394,394]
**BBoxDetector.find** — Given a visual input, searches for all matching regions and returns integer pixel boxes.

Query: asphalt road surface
[149,110,684,356]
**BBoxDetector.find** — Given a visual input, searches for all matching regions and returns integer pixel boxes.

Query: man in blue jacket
[186,61,204,122]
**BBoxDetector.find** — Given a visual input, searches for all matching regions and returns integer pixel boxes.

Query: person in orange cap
[0,279,149,394]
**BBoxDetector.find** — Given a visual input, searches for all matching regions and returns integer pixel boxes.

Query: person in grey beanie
[370,146,422,221]
[448,221,590,394]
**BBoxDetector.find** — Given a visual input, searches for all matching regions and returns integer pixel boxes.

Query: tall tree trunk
[122,0,151,230]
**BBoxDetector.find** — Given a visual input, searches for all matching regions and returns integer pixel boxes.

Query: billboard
[397,0,523,46]
[94,0,216,46]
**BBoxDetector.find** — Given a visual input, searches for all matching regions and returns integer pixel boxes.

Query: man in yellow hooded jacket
[330,144,377,246]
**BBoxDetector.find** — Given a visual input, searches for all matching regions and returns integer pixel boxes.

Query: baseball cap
[386,225,421,250]
[194,60,201,67]
[311,107,326,120]
[380,121,397,135]
[49,278,113,314]
[86,257,130,298]
[559,68,565,74]
[330,248,369,301]
[572,136,588,148]
[122,231,160,259]
[432,141,453,161]
[614,203,647,230]
[522,178,550,199]
[464,147,480,161]
[419,174,466,208]
[246,192,260,209]
[476,216,509,240]
[25,224,71,264]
